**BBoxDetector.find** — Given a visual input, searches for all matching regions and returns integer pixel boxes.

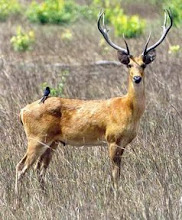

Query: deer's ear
[143,49,156,65]
[117,51,130,65]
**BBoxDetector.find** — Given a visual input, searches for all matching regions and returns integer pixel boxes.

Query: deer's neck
[126,77,145,118]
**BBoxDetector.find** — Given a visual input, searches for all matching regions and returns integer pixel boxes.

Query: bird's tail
[39,96,46,104]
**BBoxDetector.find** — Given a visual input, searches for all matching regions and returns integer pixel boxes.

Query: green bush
[168,45,180,54]
[109,10,146,38]
[51,70,69,97]
[41,70,69,97]
[93,0,121,8]
[97,6,146,38]
[83,0,146,38]
[10,26,35,52]
[80,0,121,21]
[77,5,98,21]
[60,29,73,41]
[26,0,77,24]
[0,0,21,21]
[165,0,182,27]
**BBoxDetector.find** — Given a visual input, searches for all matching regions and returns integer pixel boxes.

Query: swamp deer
[15,10,172,201]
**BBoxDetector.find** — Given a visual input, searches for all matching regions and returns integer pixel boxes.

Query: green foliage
[93,0,121,8]
[60,29,73,41]
[41,70,69,97]
[0,0,21,21]
[82,0,146,38]
[51,70,69,96]
[109,10,146,38]
[80,0,121,21]
[26,0,77,24]
[98,5,146,38]
[165,0,182,27]
[168,45,180,54]
[10,26,35,52]
[77,5,98,21]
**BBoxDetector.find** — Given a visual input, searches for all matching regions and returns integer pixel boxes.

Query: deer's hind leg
[35,142,58,191]
[15,138,52,206]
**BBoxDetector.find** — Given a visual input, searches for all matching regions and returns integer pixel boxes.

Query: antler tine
[98,11,129,55]
[123,34,130,55]
[142,9,173,55]
[163,9,167,28]
[142,32,151,56]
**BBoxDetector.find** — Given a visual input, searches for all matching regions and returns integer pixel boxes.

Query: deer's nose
[133,76,142,84]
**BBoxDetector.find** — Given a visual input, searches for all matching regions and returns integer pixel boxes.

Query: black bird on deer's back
[39,87,50,104]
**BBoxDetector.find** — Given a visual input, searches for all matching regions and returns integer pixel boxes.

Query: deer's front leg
[108,142,125,189]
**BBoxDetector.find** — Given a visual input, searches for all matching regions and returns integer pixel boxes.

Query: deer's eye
[141,64,146,69]
[127,64,132,68]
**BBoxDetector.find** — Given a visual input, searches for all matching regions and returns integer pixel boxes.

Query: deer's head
[98,10,173,86]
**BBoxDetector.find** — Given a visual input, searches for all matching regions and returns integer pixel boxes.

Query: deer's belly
[57,124,106,146]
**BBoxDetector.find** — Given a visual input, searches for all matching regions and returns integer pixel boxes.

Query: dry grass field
[0,2,182,219]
